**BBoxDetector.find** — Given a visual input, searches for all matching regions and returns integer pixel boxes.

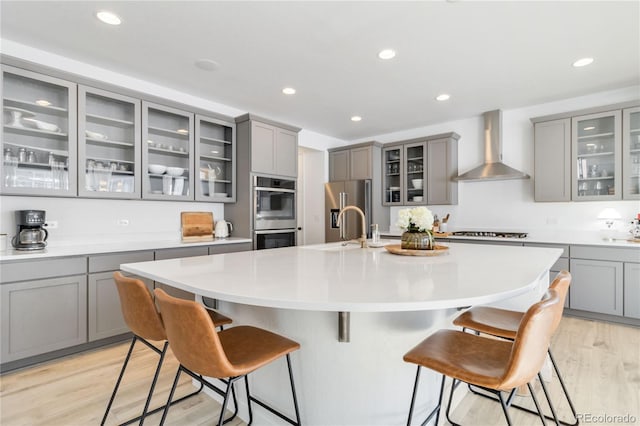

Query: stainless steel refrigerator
[326,179,392,243]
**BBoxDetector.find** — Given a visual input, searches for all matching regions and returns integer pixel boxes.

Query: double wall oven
[253,176,296,250]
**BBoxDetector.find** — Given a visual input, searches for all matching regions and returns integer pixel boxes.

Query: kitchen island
[121,241,562,425]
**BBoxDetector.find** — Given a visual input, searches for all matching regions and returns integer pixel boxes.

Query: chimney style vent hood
[455,110,530,181]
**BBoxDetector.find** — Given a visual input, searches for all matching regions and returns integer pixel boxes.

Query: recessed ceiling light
[572,57,594,67]
[378,49,396,60]
[351,116,362,122]
[35,99,51,106]
[435,94,451,101]
[194,59,220,71]
[96,11,121,26]
[282,87,296,95]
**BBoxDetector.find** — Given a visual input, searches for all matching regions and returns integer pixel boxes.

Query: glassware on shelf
[3,156,18,188]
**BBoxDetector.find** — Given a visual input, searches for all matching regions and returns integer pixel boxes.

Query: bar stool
[453,270,577,426]
[154,288,302,426]
[102,272,233,426]
[403,287,564,426]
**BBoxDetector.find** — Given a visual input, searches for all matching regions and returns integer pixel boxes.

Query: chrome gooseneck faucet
[336,205,367,248]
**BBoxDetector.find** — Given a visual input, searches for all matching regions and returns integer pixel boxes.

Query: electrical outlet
[117,219,129,226]
[46,220,58,229]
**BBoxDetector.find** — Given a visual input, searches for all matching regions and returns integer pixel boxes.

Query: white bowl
[22,118,60,132]
[413,196,423,202]
[411,179,423,189]
[85,130,107,140]
[166,167,184,177]
[148,164,167,174]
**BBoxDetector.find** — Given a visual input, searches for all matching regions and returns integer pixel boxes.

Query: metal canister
[18,147,26,163]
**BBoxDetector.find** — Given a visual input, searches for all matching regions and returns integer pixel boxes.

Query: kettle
[215,220,233,238]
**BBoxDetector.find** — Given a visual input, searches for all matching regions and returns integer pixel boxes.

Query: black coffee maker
[12,210,48,251]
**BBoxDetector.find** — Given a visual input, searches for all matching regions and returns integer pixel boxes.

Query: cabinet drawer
[208,243,252,255]
[1,257,86,283]
[571,245,640,263]
[155,246,209,260]
[524,242,570,258]
[89,251,154,273]
[551,257,569,272]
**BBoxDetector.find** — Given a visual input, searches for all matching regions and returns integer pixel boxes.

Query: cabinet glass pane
[2,69,73,194]
[145,107,191,198]
[626,110,640,197]
[405,144,424,203]
[383,147,401,204]
[575,115,616,198]
[81,90,138,195]
[197,118,233,200]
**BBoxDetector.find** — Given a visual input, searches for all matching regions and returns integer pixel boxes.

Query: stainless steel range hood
[455,110,530,181]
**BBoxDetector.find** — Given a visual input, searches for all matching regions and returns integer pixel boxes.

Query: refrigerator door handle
[339,192,346,240]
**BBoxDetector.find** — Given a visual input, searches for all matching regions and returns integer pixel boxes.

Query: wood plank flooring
[1,316,638,425]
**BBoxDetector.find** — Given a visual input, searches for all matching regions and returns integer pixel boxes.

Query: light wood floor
[1,316,638,425]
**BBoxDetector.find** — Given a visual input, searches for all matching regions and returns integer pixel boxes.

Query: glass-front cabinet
[78,86,141,198]
[194,114,235,202]
[382,145,402,205]
[572,110,621,201]
[404,141,426,205]
[1,65,77,196]
[142,101,194,200]
[623,107,640,200]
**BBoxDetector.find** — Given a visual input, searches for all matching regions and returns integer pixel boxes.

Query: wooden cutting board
[181,212,214,241]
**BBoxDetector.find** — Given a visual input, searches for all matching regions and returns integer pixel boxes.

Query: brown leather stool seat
[404,288,564,426]
[102,272,232,426]
[154,288,302,426]
[453,270,577,426]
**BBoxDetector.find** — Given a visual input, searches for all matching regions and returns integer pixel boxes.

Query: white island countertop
[121,241,563,312]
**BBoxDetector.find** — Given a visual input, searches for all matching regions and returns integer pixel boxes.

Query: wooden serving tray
[384,244,449,256]
[181,211,214,240]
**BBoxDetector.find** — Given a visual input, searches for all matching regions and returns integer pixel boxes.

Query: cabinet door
[349,146,372,180]
[329,150,350,181]
[404,141,426,204]
[622,107,640,200]
[275,127,298,177]
[251,121,276,175]
[534,119,571,202]
[1,65,77,196]
[570,258,623,315]
[427,137,458,205]
[1,275,87,362]
[78,86,141,198]
[88,271,153,341]
[195,114,236,202]
[624,263,640,319]
[572,110,621,201]
[382,146,403,205]
[142,101,194,200]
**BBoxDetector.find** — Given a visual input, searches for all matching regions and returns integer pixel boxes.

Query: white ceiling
[1,1,638,141]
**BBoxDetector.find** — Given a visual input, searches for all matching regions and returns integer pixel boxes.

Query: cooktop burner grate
[452,231,528,239]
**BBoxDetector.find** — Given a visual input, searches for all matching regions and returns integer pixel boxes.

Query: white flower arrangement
[396,206,434,233]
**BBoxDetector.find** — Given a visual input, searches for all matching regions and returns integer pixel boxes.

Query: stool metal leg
[406,369,446,426]
[101,336,139,426]
[548,349,579,425]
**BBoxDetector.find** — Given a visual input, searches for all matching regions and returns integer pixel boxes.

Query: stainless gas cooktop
[452,231,528,239]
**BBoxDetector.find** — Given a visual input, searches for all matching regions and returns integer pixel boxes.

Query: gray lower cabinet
[624,262,640,319]
[569,258,623,316]
[524,243,570,307]
[87,250,154,341]
[1,265,87,363]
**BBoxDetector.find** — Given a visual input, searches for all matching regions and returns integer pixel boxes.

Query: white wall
[370,86,640,234]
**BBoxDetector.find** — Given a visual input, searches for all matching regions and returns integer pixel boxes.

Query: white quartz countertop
[0,236,252,262]
[121,241,563,312]
[380,229,640,248]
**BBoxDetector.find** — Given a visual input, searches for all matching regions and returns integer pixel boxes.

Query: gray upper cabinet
[427,136,458,205]
[533,118,571,202]
[236,114,300,179]
[622,106,640,200]
[194,114,236,202]
[572,110,621,201]
[328,142,380,181]
[142,101,194,200]
[1,65,77,196]
[78,86,141,198]
[382,133,459,206]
